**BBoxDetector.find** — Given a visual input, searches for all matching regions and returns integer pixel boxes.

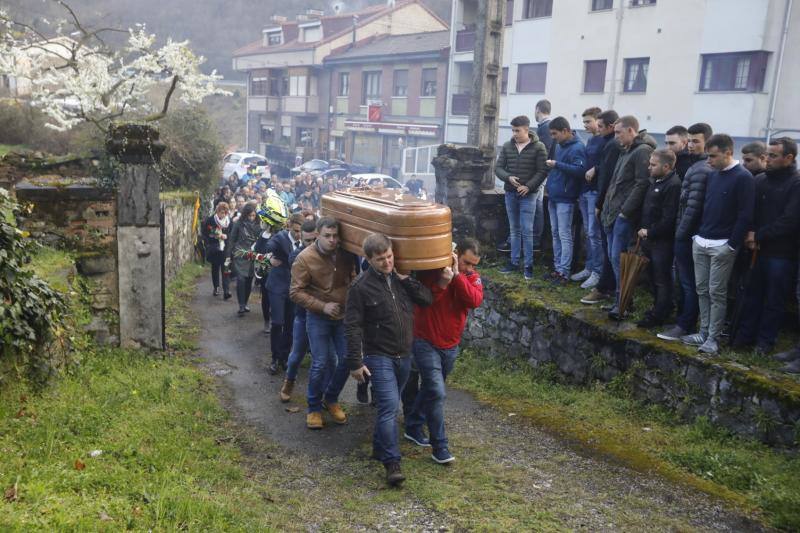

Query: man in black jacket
[636,150,681,328]
[345,234,432,486]
[494,115,548,279]
[735,138,800,359]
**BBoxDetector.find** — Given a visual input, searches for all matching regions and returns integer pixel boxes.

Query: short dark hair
[741,141,767,157]
[456,237,480,257]
[510,115,530,128]
[616,115,639,131]
[549,116,571,132]
[687,122,713,140]
[706,134,734,153]
[769,137,798,159]
[582,107,602,119]
[666,125,688,138]
[535,99,551,114]
[240,202,257,219]
[316,216,339,233]
[363,233,392,259]
[300,220,317,233]
[597,109,619,127]
[289,213,305,226]
[652,149,677,169]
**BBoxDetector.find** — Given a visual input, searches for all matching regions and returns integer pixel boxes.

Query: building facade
[324,31,449,176]
[232,1,448,169]
[444,0,799,145]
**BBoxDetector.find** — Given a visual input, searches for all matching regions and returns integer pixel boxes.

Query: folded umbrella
[728,248,758,346]
[618,237,650,317]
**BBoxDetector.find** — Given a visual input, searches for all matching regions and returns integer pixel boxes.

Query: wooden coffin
[320,188,452,271]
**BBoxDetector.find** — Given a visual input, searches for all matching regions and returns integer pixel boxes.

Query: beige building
[444,0,799,144]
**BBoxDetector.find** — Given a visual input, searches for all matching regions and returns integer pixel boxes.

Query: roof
[232,1,447,58]
[324,31,450,63]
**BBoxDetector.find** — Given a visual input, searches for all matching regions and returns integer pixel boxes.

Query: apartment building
[232,1,448,168]
[444,0,799,145]
[323,31,449,175]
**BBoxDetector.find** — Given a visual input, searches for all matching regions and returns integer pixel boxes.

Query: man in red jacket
[403,238,484,464]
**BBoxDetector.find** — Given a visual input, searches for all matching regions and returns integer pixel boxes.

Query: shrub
[157,106,223,193]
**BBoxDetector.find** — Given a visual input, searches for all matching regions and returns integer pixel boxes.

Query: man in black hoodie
[735,138,800,360]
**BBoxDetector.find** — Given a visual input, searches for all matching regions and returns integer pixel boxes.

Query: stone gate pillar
[107,124,166,350]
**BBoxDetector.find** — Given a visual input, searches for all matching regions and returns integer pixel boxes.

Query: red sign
[368,104,382,122]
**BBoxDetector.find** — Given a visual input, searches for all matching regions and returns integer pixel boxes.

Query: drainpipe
[607,3,625,109]
[766,0,793,142]
[443,0,458,144]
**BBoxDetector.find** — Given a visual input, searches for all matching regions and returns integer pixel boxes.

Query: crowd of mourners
[496,99,800,369]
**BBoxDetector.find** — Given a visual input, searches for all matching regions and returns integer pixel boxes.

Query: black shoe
[636,313,661,329]
[237,307,246,316]
[223,292,232,300]
[496,240,511,253]
[356,382,369,404]
[774,347,800,363]
[213,287,220,296]
[268,361,279,375]
[384,462,405,486]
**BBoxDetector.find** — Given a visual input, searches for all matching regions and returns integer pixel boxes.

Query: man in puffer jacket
[599,115,657,319]
[657,123,714,342]
[494,115,548,280]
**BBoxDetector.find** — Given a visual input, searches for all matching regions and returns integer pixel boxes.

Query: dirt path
[194,274,767,532]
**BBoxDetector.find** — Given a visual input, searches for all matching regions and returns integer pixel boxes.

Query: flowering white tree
[0,0,228,132]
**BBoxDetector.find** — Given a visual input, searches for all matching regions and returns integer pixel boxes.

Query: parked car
[352,173,405,190]
[222,152,269,182]
[291,159,329,174]
[320,168,351,181]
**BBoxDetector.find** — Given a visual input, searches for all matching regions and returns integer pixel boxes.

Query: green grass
[450,349,800,530]
[0,144,27,157]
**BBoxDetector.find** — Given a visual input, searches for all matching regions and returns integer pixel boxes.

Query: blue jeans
[605,215,634,303]
[735,256,795,349]
[505,189,537,268]
[578,190,603,274]
[305,312,349,413]
[285,314,308,381]
[674,239,699,332]
[548,201,576,276]
[533,189,545,250]
[364,355,411,465]
[405,339,459,451]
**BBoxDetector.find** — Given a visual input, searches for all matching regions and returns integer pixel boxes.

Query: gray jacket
[600,131,657,227]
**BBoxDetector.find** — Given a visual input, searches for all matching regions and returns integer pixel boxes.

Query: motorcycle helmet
[258,189,289,229]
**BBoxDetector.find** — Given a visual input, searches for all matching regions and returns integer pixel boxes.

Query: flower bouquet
[212,226,226,251]
[234,249,271,280]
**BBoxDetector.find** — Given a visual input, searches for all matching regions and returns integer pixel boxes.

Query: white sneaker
[570,269,591,282]
[580,272,600,289]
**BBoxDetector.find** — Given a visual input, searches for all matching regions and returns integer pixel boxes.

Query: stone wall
[464,276,800,447]
[161,193,200,282]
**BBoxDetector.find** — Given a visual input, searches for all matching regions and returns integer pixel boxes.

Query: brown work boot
[306,411,324,430]
[323,401,347,424]
[279,379,294,403]
[384,462,405,487]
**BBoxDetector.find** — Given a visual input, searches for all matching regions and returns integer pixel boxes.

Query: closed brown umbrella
[618,237,650,317]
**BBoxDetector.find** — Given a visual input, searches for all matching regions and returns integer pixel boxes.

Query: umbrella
[728,248,758,345]
[618,237,650,317]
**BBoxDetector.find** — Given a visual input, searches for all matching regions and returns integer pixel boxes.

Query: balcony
[283,95,319,115]
[247,96,280,113]
[451,93,471,116]
[455,29,476,52]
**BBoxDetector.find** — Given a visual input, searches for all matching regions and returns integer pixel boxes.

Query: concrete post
[107,124,166,350]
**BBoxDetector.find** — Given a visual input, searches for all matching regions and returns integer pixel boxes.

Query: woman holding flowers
[203,201,233,299]
[228,202,261,316]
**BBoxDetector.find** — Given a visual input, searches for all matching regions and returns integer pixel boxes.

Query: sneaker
[580,272,600,289]
[773,347,800,362]
[356,382,370,404]
[657,325,687,342]
[523,266,534,280]
[213,287,220,296]
[698,338,719,355]
[279,379,294,403]
[580,289,610,305]
[237,307,246,316]
[607,305,622,322]
[550,273,568,287]
[385,462,405,486]
[268,361,279,375]
[223,292,232,300]
[404,427,432,447]
[570,269,591,282]
[431,448,455,464]
[681,333,707,347]
[306,411,324,429]
[244,306,251,313]
[636,313,662,329]
[323,401,347,424]
[499,262,519,274]
[496,239,511,253]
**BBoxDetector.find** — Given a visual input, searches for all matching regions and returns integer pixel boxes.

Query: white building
[444,0,799,145]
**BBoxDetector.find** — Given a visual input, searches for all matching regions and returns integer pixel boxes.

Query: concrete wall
[161,194,200,282]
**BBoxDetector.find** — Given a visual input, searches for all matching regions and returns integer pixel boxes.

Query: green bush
[157,106,223,193]
[0,188,68,384]
[0,101,89,155]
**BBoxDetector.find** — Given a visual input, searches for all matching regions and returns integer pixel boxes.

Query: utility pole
[467,0,506,190]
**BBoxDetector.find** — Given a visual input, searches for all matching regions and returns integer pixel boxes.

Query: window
[289,75,307,96]
[523,0,552,18]
[250,76,268,96]
[281,77,289,96]
[297,128,313,145]
[700,51,769,92]
[338,72,349,96]
[631,0,655,5]
[267,32,281,46]
[501,67,508,94]
[259,127,273,143]
[362,71,381,103]
[506,0,514,25]
[623,57,649,92]
[591,0,613,10]
[280,126,291,143]
[393,69,408,97]
[421,68,437,96]
[269,78,281,96]
[516,63,547,93]
[302,26,321,43]
[583,60,607,93]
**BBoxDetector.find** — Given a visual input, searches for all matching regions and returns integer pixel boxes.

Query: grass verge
[449,349,800,530]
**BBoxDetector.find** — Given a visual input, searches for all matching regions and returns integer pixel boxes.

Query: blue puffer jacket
[546,137,587,204]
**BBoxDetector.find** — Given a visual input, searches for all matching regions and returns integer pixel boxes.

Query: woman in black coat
[228,202,261,315]
[202,201,233,298]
